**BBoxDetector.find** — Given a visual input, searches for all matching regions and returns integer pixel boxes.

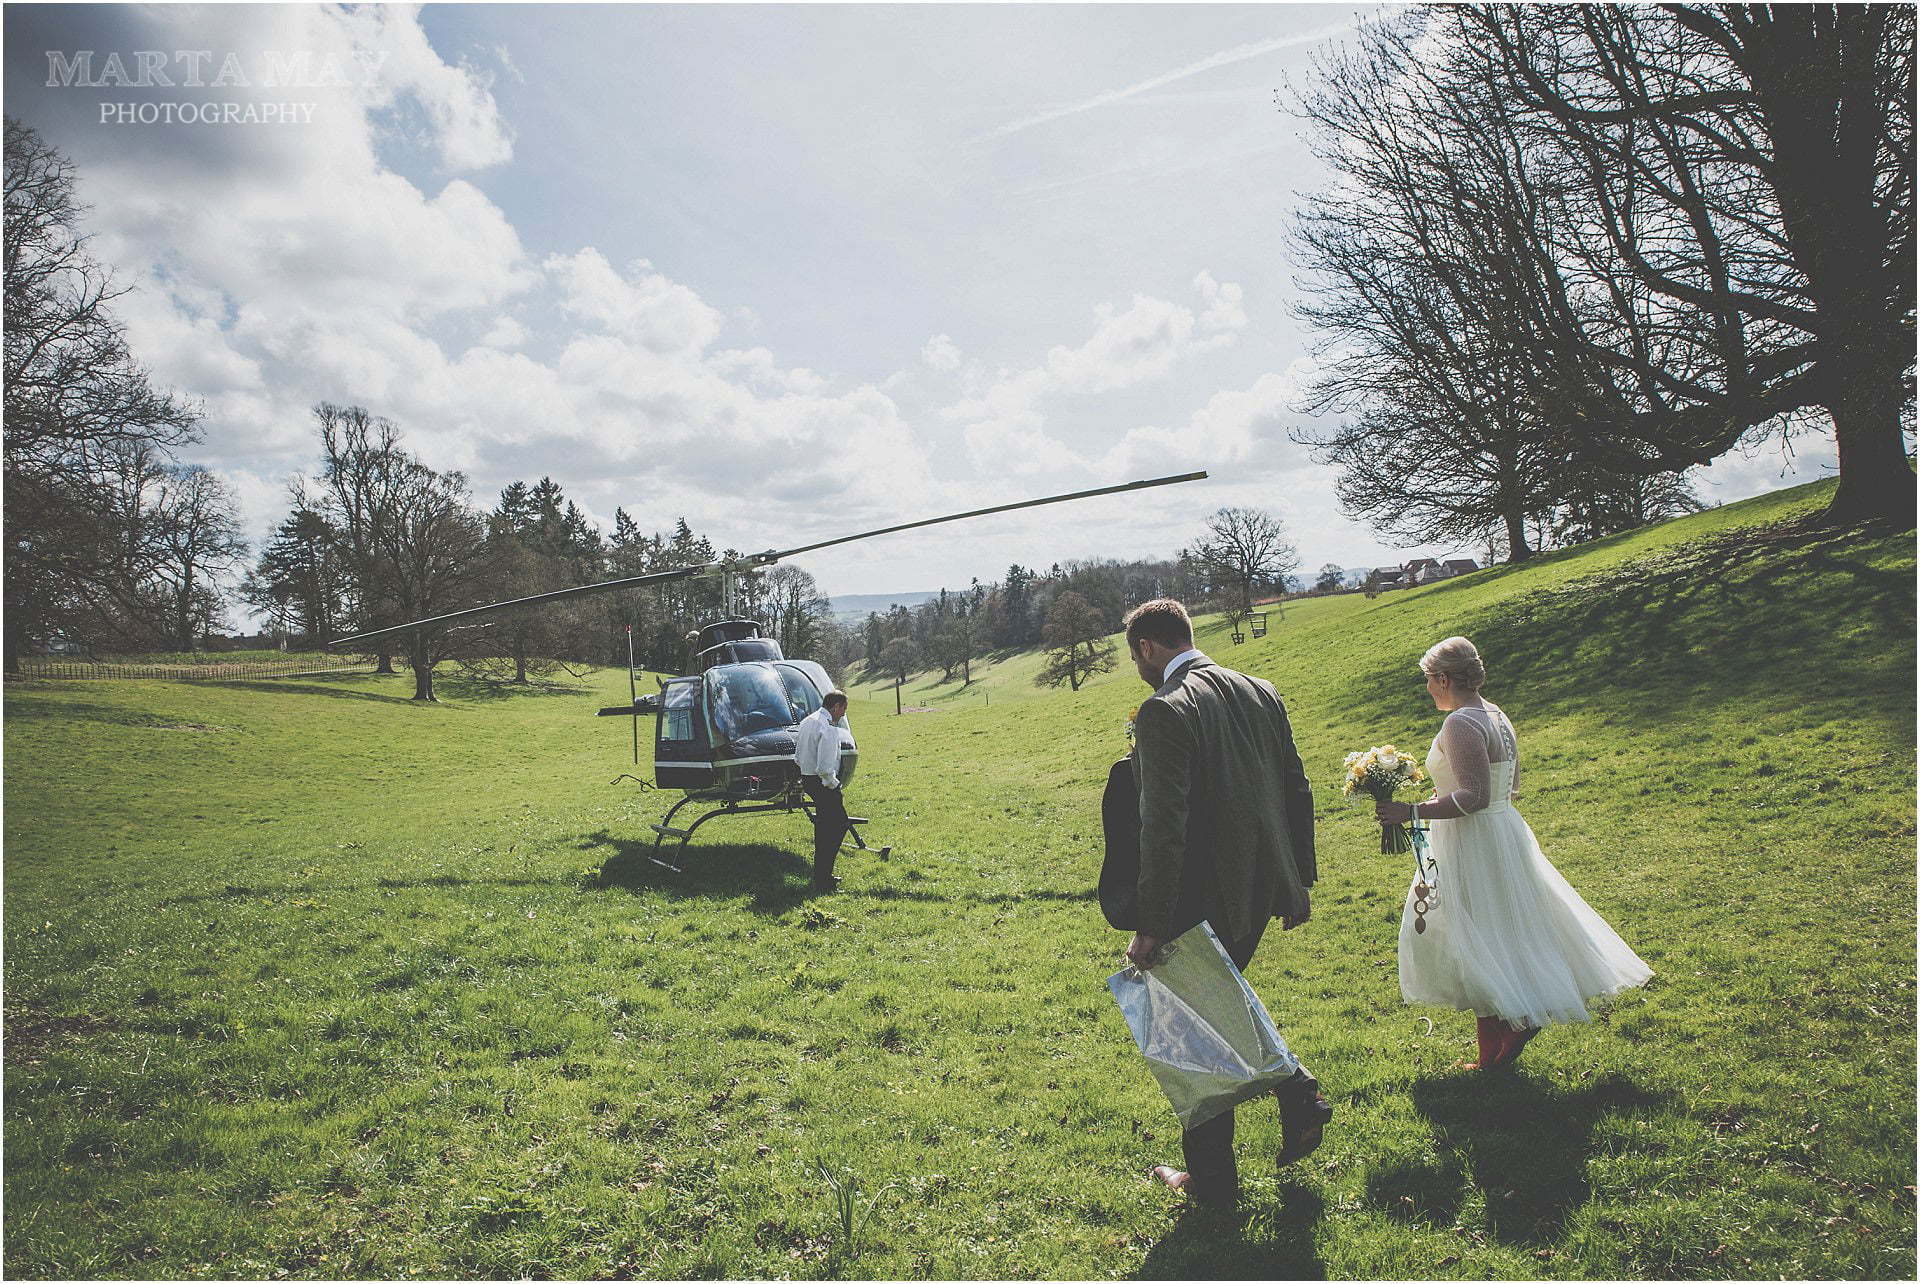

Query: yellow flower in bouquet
[1341,743,1428,852]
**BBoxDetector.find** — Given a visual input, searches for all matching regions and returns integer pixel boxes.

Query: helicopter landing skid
[648,791,892,873]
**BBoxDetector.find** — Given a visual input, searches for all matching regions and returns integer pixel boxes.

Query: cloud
[545,248,725,357]
[38,6,938,558]
[921,333,962,371]
[1097,365,1311,479]
[479,316,529,349]
[331,3,514,169]
[946,272,1249,472]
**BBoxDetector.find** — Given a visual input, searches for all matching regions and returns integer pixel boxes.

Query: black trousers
[800,776,847,883]
[1179,916,1312,1206]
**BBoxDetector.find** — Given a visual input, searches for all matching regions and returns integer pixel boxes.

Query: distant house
[1366,567,1407,592]
[1398,555,1482,585]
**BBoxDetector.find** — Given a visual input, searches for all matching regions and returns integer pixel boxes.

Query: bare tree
[1290,15,1652,561]
[307,403,406,672]
[764,564,831,660]
[3,116,201,665]
[374,460,497,701]
[1455,5,1915,527]
[149,465,248,648]
[1193,508,1299,616]
[1035,590,1117,692]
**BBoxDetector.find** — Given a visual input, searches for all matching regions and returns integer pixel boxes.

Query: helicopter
[331,470,1208,869]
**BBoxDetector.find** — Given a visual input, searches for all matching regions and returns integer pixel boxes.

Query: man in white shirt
[793,690,853,892]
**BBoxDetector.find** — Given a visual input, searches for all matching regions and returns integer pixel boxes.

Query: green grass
[6,478,1914,1279]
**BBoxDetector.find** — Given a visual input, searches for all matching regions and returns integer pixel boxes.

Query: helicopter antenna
[329,470,1206,649]
[625,623,639,766]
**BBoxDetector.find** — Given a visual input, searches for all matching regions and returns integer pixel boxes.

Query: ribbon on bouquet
[1408,820,1439,934]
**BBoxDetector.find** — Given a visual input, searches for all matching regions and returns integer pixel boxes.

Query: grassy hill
[5,478,1913,1279]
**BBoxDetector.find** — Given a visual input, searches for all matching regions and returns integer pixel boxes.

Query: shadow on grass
[1337,518,1914,735]
[1363,1070,1671,1248]
[579,830,818,915]
[208,670,598,707]
[206,675,421,705]
[429,673,594,703]
[1136,1179,1326,1279]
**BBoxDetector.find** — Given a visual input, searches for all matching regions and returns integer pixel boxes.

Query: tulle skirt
[1399,803,1651,1028]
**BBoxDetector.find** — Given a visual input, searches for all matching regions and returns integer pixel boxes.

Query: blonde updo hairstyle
[1420,636,1486,691]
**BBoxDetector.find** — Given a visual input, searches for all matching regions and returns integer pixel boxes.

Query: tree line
[237,402,841,701]
[1287,5,1914,557]
[853,505,1303,696]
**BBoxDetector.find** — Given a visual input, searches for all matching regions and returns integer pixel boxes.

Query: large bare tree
[373,459,496,702]
[1456,4,1915,527]
[1193,507,1299,615]
[1291,14,1706,560]
[149,465,249,648]
[3,116,203,665]
[304,403,407,671]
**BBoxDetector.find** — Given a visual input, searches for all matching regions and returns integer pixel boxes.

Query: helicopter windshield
[706,664,795,741]
[773,664,823,719]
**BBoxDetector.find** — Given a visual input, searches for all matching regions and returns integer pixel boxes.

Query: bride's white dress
[1399,704,1651,1027]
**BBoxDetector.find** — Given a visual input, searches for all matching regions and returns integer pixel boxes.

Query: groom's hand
[1125,931,1162,970]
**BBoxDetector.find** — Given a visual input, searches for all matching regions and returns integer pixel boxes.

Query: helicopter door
[653,677,717,791]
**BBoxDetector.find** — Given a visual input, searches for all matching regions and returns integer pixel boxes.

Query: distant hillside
[828,590,938,623]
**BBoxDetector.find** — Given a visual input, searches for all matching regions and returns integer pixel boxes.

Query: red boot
[1498,1023,1540,1066]
[1465,1016,1505,1070]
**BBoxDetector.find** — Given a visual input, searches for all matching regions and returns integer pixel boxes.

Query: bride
[1375,637,1652,1069]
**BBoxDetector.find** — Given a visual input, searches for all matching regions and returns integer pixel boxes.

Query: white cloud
[545,249,725,357]
[947,272,1249,471]
[332,3,514,169]
[1098,365,1310,479]
[921,333,962,371]
[478,315,529,349]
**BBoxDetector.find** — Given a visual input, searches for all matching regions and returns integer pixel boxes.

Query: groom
[1121,598,1329,1210]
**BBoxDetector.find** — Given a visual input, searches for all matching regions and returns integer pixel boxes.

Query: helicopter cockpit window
[783,660,834,700]
[706,665,793,741]
[773,665,822,720]
[661,680,699,742]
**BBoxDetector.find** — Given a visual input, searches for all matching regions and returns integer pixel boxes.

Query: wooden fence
[15,655,378,682]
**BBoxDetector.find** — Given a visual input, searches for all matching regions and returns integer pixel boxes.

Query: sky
[3,3,1836,605]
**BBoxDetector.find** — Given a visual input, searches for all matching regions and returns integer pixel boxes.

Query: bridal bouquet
[1342,745,1427,853]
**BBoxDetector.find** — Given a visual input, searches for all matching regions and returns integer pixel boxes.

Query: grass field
[5,478,1914,1280]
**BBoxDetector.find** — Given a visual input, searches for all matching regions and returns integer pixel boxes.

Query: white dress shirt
[794,705,851,786]
[1161,648,1207,685]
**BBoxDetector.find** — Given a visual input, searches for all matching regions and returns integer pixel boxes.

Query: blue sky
[3,3,1833,600]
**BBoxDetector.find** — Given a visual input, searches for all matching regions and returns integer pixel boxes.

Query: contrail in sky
[976,16,1362,143]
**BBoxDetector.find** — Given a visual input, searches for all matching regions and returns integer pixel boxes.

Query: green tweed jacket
[1133,656,1316,942]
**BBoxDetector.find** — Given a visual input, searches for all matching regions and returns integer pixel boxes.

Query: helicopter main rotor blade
[328,563,707,650]
[328,469,1208,651]
[763,471,1209,561]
